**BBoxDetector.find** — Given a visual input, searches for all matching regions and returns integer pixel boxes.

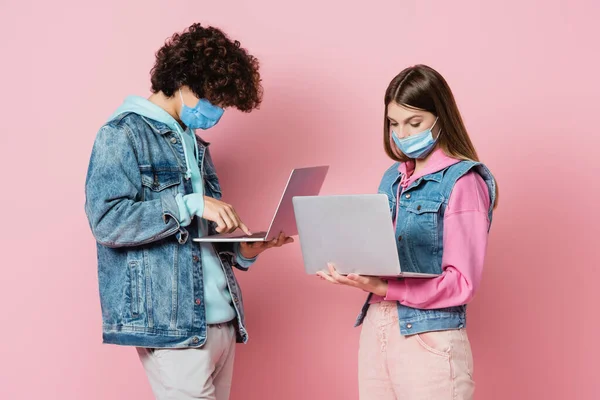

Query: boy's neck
[148,91,183,127]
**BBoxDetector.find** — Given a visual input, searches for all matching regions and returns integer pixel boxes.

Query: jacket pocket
[140,170,182,200]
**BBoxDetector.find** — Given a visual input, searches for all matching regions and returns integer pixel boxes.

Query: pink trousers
[359,301,475,400]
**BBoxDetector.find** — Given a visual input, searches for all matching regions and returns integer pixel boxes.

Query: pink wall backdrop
[1,0,599,399]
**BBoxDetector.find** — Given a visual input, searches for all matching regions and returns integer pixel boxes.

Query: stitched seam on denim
[128,261,140,317]
[122,123,141,161]
[401,314,464,323]
[216,254,249,340]
[143,248,154,329]
[101,216,180,248]
[103,325,201,336]
[142,178,181,192]
[403,212,420,271]
[431,210,439,257]
[387,170,402,198]
[164,134,187,172]
[170,244,179,330]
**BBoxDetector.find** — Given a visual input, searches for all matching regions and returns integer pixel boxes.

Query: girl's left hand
[317,263,388,297]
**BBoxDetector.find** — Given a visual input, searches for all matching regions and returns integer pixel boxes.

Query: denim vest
[85,113,248,348]
[354,160,496,335]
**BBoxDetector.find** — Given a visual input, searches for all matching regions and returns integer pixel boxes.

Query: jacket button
[195,298,201,305]
[192,337,199,344]
[406,324,412,329]
[170,137,177,144]
[193,255,199,262]
[416,205,421,211]
[405,194,411,199]
[398,235,403,241]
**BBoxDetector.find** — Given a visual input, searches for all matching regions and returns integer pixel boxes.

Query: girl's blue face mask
[179,89,224,130]
[392,117,440,159]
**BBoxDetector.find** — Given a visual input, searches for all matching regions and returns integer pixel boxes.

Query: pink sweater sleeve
[383,171,491,309]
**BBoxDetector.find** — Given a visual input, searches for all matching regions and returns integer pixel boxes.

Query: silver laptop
[292,194,439,278]
[194,166,329,243]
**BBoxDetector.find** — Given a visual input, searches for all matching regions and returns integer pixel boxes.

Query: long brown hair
[383,64,498,207]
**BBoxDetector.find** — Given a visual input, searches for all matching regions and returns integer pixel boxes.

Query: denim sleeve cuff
[233,242,257,268]
[161,193,182,226]
[175,193,192,227]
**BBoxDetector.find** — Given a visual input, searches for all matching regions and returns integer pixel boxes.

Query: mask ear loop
[179,89,186,111]
[430,117,439,132]
[431,117,442,140]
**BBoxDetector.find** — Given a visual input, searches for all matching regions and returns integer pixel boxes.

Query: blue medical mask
[392,117,440,159]
[179,89,224,130]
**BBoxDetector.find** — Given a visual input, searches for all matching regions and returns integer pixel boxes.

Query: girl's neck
[413,151,434,174]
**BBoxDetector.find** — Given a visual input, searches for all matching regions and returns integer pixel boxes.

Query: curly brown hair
[150,23,262,112]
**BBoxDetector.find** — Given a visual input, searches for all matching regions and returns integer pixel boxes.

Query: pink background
[1,0,599,399]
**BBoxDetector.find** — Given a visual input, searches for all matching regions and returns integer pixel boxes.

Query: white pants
[137,323,236,400]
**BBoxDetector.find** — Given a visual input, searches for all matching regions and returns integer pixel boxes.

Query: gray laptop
[194,166,329,243]
[292,194,439,278]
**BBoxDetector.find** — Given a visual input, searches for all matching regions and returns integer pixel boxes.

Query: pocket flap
[405,199,443,214]
[141,170,181,192]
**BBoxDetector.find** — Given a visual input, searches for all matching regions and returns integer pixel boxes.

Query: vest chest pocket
[141,170,182,200]
[402,198,444,270]
[406,199,443,215]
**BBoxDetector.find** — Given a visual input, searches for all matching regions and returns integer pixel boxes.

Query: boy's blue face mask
[179,89,224,130]
[392,117,440,159]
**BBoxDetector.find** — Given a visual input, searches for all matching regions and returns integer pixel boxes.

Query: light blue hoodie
[110,95,255,324]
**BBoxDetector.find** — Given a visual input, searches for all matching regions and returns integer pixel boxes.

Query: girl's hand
[317,263,388,297]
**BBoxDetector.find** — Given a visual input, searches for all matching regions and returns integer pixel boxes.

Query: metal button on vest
[195,298,201,305]
[406,324,412,329]
[193,255,199,262]
[405,194,411,199]
[170,137,177,144]
[192,337,199,344]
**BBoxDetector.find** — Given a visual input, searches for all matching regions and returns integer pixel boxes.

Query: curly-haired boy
[84,23,292,400]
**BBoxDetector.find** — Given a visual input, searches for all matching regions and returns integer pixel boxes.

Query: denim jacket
[355,160,496,335]
[85,112,249,348]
